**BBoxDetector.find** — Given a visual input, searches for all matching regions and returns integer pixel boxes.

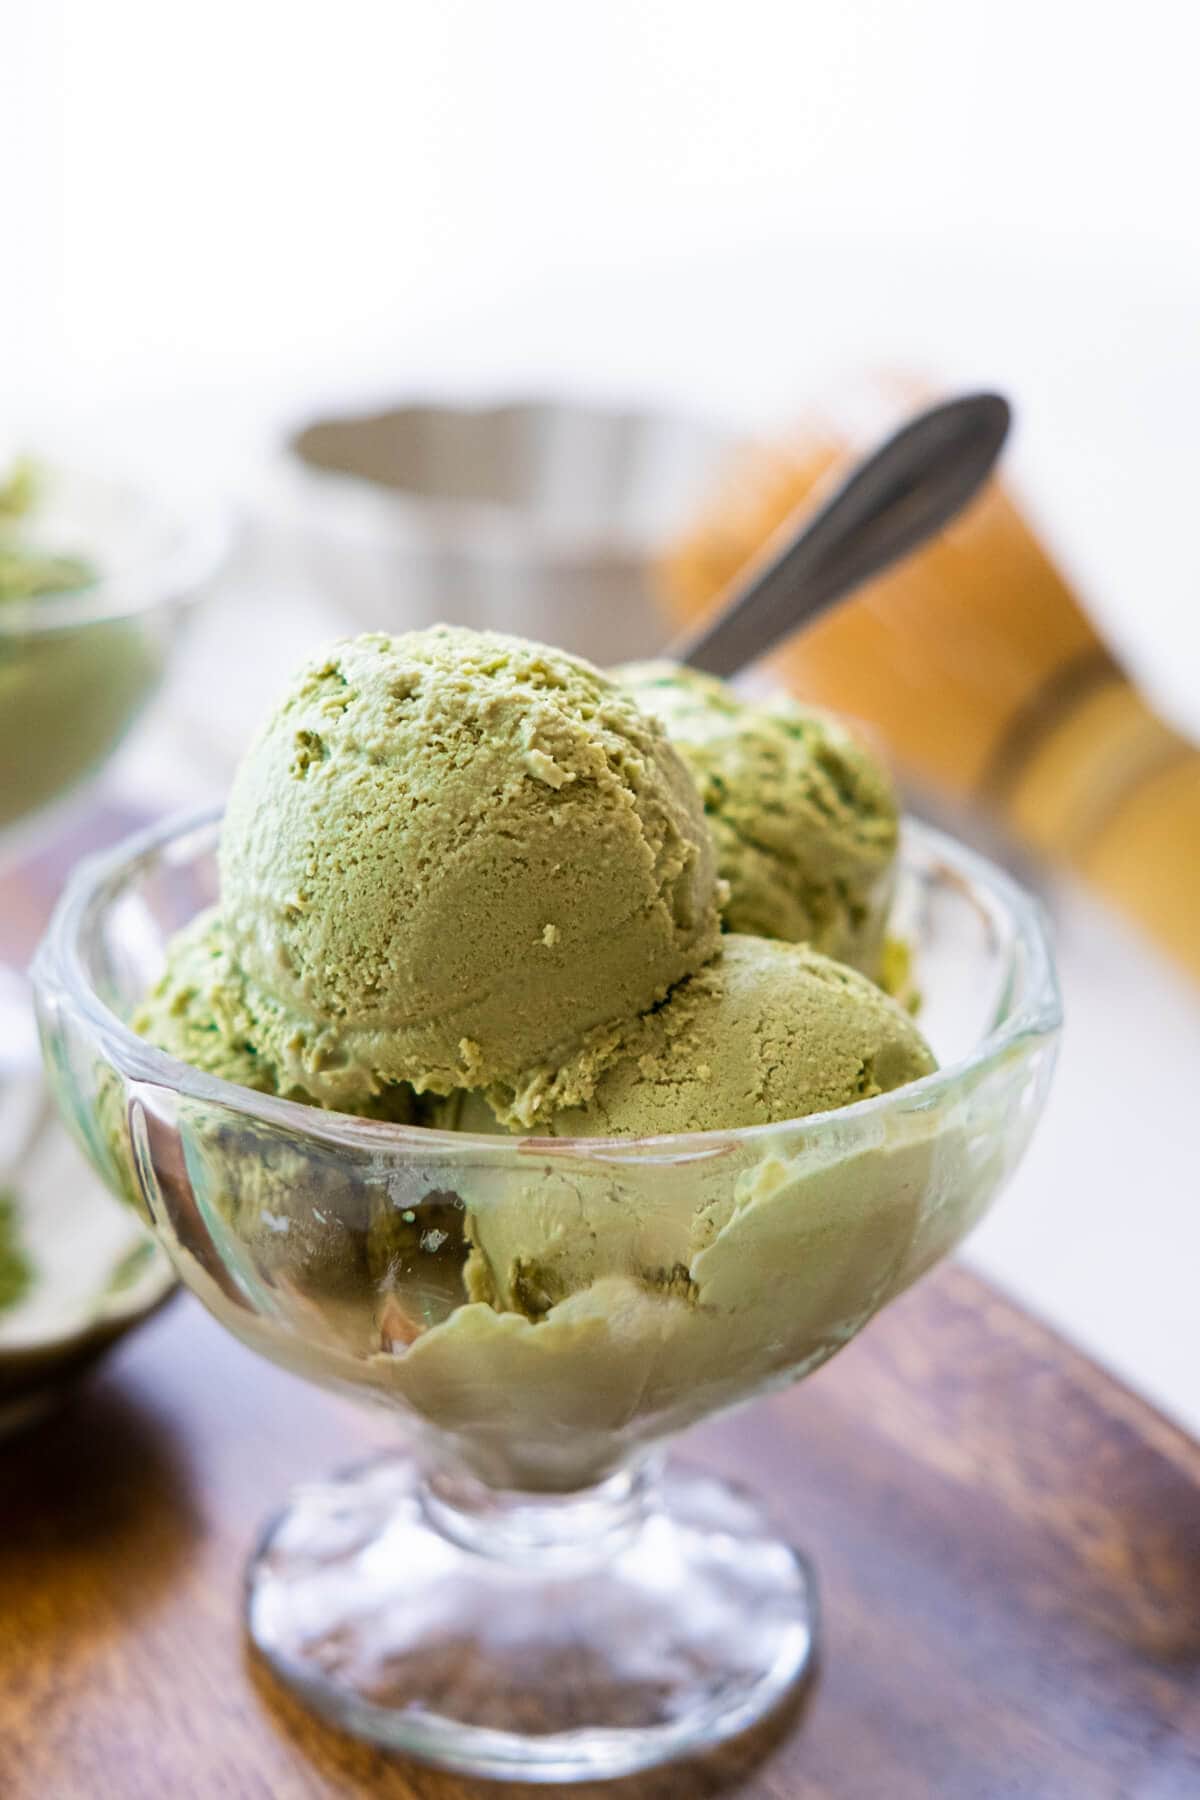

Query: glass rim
[33,807,1062,1161]
[0,494,234,636]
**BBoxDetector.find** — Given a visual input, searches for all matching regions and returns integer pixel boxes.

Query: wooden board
[2,1264,1198,1800]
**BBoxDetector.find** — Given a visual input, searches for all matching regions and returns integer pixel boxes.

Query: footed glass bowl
[32,812,1059,1783]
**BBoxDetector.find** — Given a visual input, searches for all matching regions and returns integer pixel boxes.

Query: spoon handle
[674,391,1011,679]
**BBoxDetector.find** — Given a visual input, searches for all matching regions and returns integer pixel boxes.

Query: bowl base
[246,1453,817,1783]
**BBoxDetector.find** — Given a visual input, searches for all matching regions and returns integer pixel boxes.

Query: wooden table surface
[2,1263,1199,1800]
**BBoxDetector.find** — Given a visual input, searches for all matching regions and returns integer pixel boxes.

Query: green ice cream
[401,932,936,1475]
[541,934,935,1139]
[433,934,934,1143]
[0,456,162,833]
[125,911,419,1327]
[0,617,162,832]
[373,1116,955,1490]
[133,908,420,1122]
[618,661,898,968]
[457,934,935,1331]
[220,628,723,1128]
[132,910,278,1095]
[110,623,955,1493]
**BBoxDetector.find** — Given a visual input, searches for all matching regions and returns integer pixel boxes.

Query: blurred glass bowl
[0,463,227,1428]
[32,812,1059,1782]
[276,397,741,665]
[0,462,230,844]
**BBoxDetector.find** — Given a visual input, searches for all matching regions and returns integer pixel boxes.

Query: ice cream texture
[617,660,898,966]
[133,909,417,1119]
[133,911,278,1096]
[117,622,957,1491]
[220,628,723,1128]
[534,933,934,1139]
[186,1096,979,1492]
[433,933,937,1463]
[382,1117,960,1489]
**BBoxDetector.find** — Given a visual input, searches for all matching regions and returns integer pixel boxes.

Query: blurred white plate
[0,1070,175,1439]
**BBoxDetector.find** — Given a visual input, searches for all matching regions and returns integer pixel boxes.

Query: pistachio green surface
[129,915,422,1340]
[0,617,163,831]
[189,1088,974,1493]
[434,935,934,1143]
[133,910,279,1094]
[447,933,935,1352]
[617,661,898,968]
[220,629,723,1128]
[134,909,419,1122]
[538,934,934,1139]
[404,931,935,1456]
[0,456,159,832]
[381,1122,946,1489]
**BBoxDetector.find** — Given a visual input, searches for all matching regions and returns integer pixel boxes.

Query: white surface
[8,0,1200,1428]
[962,884,1200,1432]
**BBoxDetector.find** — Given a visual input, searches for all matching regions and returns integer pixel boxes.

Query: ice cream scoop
[384,934,936,1484]
[530,933,933,1139]
[427,925,929,1143]
[220,628,723,1128]
[132,911,278,1095]
[134,910,419,1123]
[618,661,897,964]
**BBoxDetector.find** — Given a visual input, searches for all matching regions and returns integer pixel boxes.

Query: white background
[7,0,1200,719]
[4,2,1200,1427]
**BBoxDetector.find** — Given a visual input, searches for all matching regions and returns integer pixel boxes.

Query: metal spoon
[673,391,1011,678]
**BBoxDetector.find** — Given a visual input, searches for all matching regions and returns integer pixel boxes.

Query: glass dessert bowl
[32,810,1060,1783]
[0,460,229,845]
[0,464,229,1428]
